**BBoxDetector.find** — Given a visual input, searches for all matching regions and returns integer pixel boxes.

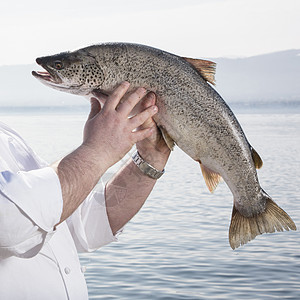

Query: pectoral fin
[158,126,175,151]
[182,57,216,85]
[199,162,222,193]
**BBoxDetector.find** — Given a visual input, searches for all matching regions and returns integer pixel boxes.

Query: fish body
[33,43,296,249]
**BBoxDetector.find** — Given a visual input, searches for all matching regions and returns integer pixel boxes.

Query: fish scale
[32,42,296,249]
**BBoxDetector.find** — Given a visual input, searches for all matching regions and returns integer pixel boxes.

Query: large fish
[32,43,296,249]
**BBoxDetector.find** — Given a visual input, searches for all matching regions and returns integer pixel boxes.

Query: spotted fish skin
[33,43,296,249]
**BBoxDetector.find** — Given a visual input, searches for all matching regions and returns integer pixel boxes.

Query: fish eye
[54,61,64,70]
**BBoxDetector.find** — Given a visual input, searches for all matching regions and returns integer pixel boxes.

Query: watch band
[132,151,165,179]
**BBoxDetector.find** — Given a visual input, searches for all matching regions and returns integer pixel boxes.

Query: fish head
[32,50,104,95]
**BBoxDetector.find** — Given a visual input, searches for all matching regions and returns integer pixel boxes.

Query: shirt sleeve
[0,167,63,258]
[66,180,118,253]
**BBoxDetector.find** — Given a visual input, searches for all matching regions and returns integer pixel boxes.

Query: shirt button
[81,266,87,273]
[64,267,71,275]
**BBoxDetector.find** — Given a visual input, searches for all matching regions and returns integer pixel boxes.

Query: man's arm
[52,82,159,225]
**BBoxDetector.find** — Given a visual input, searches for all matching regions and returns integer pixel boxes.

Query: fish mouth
[32,60,63,85]
[32,70,60,83]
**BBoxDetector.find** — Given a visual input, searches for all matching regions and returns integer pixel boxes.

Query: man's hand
[92,86,171,172]
[83,82,158,170]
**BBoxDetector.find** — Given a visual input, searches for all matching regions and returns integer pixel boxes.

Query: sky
[0,0,299,66]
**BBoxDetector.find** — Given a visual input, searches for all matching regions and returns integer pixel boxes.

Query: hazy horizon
[0,48,299,108]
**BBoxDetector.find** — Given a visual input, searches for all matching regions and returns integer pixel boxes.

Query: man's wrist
[136,146,170,172]
[132,151,165,179]
[78,143,112,173]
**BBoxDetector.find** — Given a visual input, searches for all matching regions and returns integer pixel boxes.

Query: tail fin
[229,196,296,250]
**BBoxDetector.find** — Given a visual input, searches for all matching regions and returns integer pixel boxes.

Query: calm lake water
[1,106,299,299]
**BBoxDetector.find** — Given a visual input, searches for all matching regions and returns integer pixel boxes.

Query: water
[1,107,300,299]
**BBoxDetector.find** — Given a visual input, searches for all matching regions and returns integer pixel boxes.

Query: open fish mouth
[32,59,63,85]
[32,70,58,83]
[32,70,63,85]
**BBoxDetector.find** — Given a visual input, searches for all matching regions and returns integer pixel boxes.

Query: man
[0,82,170,299]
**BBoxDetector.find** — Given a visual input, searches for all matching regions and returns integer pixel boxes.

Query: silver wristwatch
[132,151,165,180]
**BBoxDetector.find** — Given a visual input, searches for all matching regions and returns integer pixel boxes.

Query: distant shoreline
[0,101,299,115]
[229,100,300,113]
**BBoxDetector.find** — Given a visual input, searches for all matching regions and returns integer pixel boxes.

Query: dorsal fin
[251,147,263,169]
[199,162,222,193]
[183,57,216,85]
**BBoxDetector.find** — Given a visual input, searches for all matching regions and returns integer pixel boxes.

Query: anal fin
[251,147,263,169]
[199,162,222,193]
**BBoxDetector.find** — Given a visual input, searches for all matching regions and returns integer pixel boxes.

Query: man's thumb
[88,98,101,120]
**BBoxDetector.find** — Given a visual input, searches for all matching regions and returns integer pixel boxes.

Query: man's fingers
[141,92,156,109]
[104,82,130,111]
[130,105,158,130]
[117,87,147,116]
[139,92,157,129]
[88,98,102,120]
[132,127,154,142]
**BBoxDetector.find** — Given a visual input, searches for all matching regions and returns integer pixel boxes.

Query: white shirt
[0,122,117,299]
